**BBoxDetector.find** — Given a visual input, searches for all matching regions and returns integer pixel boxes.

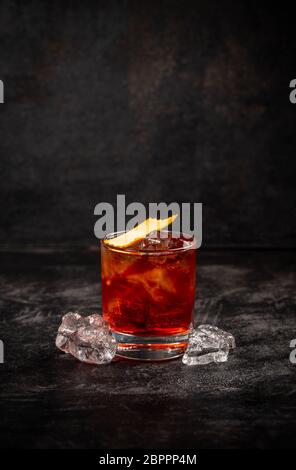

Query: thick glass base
[113,331,188,361]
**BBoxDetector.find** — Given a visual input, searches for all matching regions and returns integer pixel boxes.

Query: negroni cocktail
[101,218,196,360]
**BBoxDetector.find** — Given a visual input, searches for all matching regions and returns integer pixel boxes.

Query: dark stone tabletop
[0,249,295,449]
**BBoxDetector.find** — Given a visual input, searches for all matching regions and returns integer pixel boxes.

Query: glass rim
[101,230,197,256]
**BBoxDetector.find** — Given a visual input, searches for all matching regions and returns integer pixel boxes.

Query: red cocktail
[101,231,196,360]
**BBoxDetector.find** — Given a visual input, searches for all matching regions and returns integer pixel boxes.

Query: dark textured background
[0,0,295,247]
[0,2,296,450]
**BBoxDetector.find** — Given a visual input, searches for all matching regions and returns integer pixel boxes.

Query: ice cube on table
[85,313,105,328]
[56,312,116,364]
[69,324,117,365]
[197,324,236,349]
[182,325,235,366]
[55,312,85,353]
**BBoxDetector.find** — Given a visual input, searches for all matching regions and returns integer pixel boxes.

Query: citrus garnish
[104,214,177,248]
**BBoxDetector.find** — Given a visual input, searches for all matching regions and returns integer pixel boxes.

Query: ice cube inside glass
[101,230,197,360]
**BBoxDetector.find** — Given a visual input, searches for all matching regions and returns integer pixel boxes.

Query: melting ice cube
[197,324,236,349]
[69,324,117,365]
[56,312,116,364]
[55,312,85,353]
[182,324,235,366]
